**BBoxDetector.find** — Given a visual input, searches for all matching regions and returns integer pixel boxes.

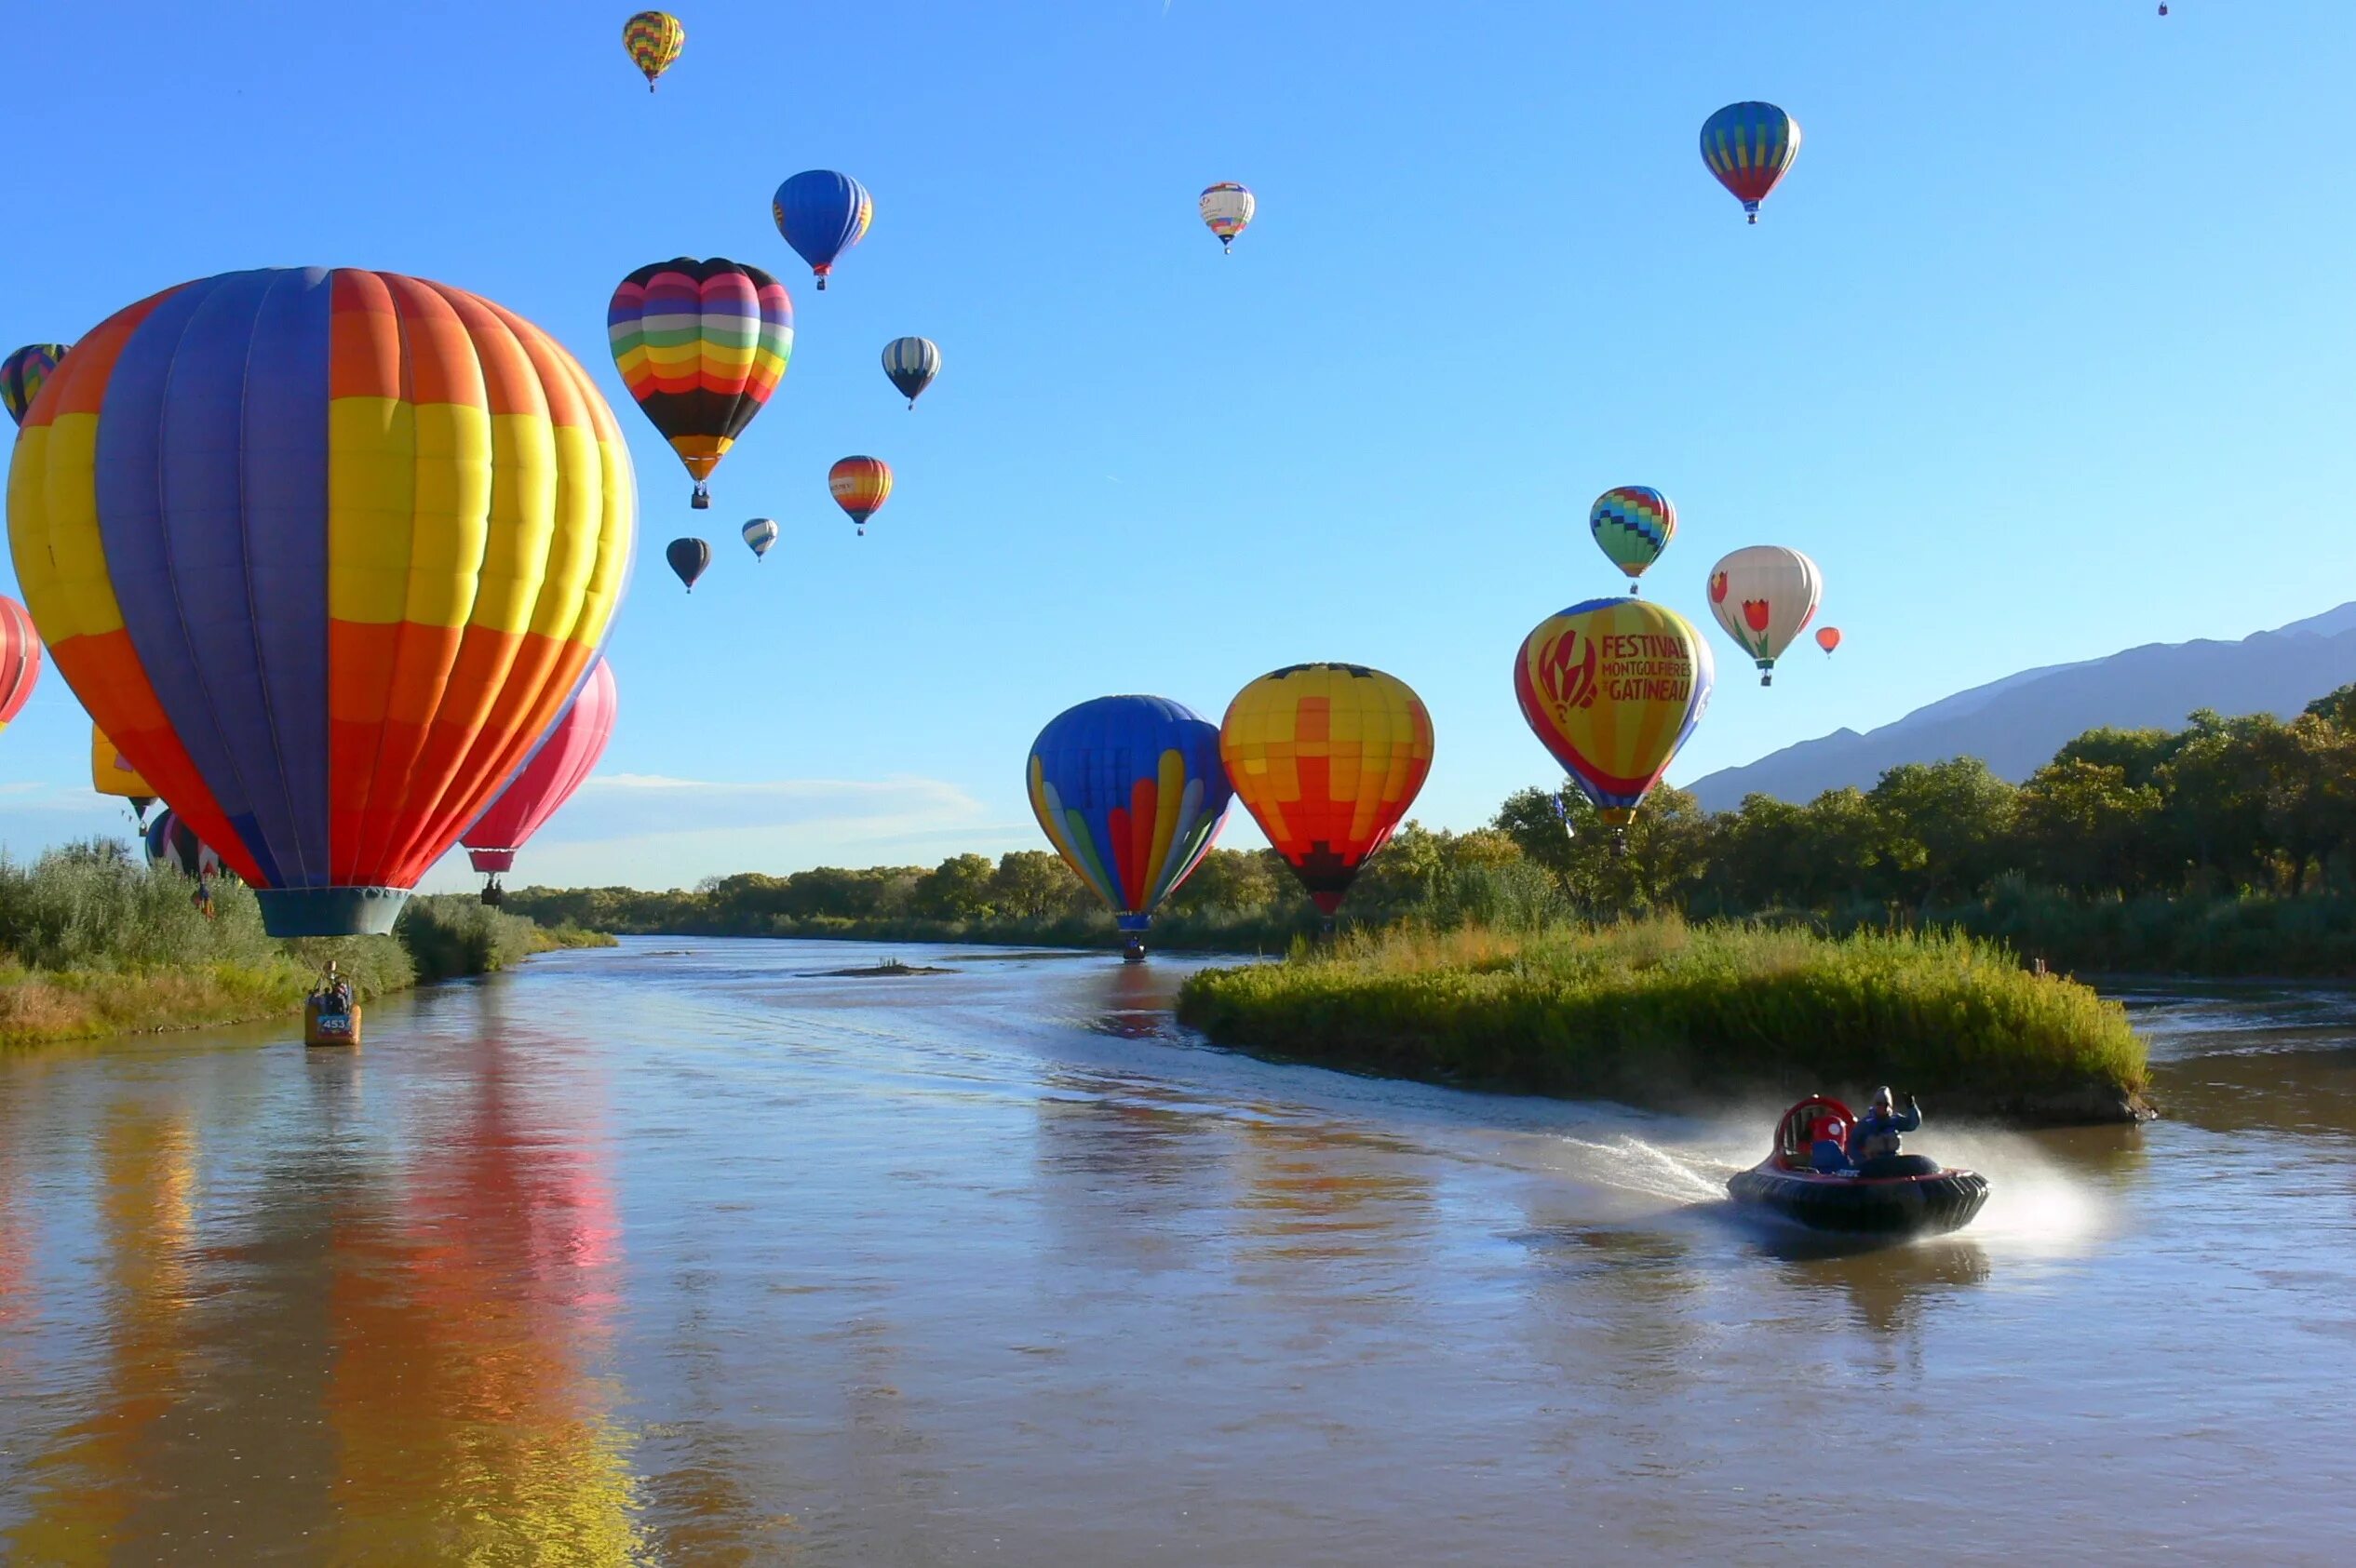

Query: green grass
[1177,918,2148,1119]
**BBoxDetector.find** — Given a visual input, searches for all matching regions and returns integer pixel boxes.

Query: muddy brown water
[0,939,2349,1564]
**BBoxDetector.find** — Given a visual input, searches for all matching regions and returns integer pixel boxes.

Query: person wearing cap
[1847,1087,1921,1169]
[1809,1111,1854,1173]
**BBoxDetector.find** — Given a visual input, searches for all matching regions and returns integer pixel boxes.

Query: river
[0,938,2349,1564]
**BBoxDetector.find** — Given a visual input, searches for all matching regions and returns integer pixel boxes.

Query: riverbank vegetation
[0,841,611,1048]
[1176,920,2147,1121]
[511,686,2356,978]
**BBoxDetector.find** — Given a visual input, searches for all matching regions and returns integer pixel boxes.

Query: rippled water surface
[2,940,2351,1564]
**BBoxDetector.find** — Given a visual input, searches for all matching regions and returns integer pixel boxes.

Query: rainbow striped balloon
[6,268,635,935]
[609,258,793,509]
[1588,486,1676,588]
[1027,696,1232,939]
[1,342,66,425]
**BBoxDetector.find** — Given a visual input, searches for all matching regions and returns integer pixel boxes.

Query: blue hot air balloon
[1025,696,1232,959]
[771,171,873,291]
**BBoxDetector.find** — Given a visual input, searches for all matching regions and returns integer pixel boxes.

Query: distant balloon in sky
[91,723,157,817]
[1515,596,1714,840]
[0,596,38,739]
[144,809,223,881]
[463,659,616,890]
[1701,101,1801,223]
[741,517,778,560]
[666,537,711,591]
[623,10,684,91]
[6,266,634,937]
[1816,625,1841,657]
[1,343,67,425]
[1027,695,1232,955]
[1707,545,1823,686]
[1220,663,1433,916]
[828,457,893,536]
[1199,182,1255,252]
[609,257,793,511]
[1588,487,1676,592]
[882,337,940,409]
[772,171,872,291]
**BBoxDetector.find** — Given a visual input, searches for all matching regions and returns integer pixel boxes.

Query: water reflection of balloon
[1701,101,1800,223]
[828,457,893,536]
[1514,596,1714,840]
[0,595,39,737]
[1026,695,1232,957]
[622,10,684,90]
[1588,487,1676,592]
[7,267,634,937]
[1199,182,1255,252]
[771,170,872,291]
[1219,663,1433,915]
[881,337,939,409]
[608,257,793,511]
[1,342,66,425]
[740,517,778,560]
[1706,545,1823,686]
[461,660,616,900]
[666,538,710,592]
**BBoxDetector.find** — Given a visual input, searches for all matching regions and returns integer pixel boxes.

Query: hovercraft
[1727,1096,1988,1237]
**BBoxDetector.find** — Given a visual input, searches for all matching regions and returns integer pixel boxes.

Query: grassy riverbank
[0,844,612,1049]
[1177,919,2150,1123]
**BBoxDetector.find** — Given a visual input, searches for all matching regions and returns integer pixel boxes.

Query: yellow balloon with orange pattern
[1219,663,1434,914]
[1513,596,1715,827]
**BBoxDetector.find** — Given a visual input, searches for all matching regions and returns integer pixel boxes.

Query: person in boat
[1809,1112,1854,1173]
[1848,1087,1921,1169]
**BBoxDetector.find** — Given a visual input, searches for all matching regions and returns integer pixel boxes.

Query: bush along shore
[1175,919,2153,1127]
[0,840,613,1050]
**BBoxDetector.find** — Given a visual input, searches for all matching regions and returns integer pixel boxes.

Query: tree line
[508,687,2356,969]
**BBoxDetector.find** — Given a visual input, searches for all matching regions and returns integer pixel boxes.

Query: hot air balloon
[882,337,939,409]
[1514,597,1714,848]
[1701,102,1801,223]
[1816,625,1841,657]
[92,723,158,820]
[7,267,635,937]
[771,171,872,291]
[741,517,778,560]
[623,10,684,90]
[2,343,67,426]
[461,659,616,904]
[828,457,893,536]
[1589,487,1676,592]
[1199,182,1255,252]
[143,809,224,882]
[1027,696,1232,960]
[0,596,38,737]
[608,258,793,511]
[1219,663,1433,916]
[666,537,711,591]
[1706,545,1823,686]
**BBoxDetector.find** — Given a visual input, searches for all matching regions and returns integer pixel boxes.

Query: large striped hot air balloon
[462,658,616,898]
[1026,696,1232,959]
[2,344,67,426]
[1514,597,1714,843]
[828,457,893,536]
[1588,487,1676,591]
[1220,663,1433,916]
[622,10,684,91]
[1700,101,1801,223]
[771,171,872,291]
[608,258,793,511]
[0,595,38,736]
[6,267,635,936]
[1706,545,1822,686]
[91,722,157,818]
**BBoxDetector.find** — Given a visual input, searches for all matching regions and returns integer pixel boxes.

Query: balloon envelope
[2,343,67,426]
[1816,625,1841,655]
[1514,597,1714,826]
[143,809,223,881]
[608,258,793,506]
[6,267,635,936]
[881,337,940,407]
[828,457,893,534]
[1199,182,1255,249]
[1706,545,1823,684]
[1026,696,1232,931]
[1701,101,1801,221]
[771,171,873,289]
[91,722,156,802]
[623,11,684,88]
[0,596,38,734]
[1588,487,1676,588]
[666,537,711,591]
[1220,663,1433,914]
[462,659,616,874]
[741,517,778,558]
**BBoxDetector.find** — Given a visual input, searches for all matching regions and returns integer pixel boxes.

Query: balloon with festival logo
[1513,596,1714,848]
[1706,545,1822,686]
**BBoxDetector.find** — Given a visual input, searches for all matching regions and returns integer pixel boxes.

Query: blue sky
[4,1,2352,890]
